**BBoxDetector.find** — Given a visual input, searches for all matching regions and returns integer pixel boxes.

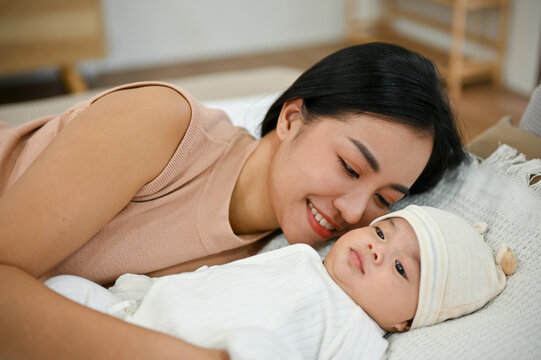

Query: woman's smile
[307,200,337,239]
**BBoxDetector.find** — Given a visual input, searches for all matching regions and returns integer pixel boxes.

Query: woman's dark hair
[260,42,467,194]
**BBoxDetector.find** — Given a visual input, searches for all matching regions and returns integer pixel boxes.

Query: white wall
[3,0,538,96]
[83,0,345,75]
[504,0,541,95]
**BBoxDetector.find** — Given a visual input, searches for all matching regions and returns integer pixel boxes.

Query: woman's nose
[368,243,384,265]
[333,191,369,227]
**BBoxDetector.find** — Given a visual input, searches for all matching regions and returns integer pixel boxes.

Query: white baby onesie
[46,244,388,360]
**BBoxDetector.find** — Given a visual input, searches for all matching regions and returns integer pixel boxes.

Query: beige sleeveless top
[0,82,270,283]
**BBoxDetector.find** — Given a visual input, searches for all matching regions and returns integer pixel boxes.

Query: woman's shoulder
[92,83,191,125]
[90,81,241,144]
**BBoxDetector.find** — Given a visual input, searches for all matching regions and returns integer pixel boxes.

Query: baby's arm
[45,275,123,313]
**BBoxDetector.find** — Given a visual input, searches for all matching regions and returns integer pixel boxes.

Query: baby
[45,205,516,360]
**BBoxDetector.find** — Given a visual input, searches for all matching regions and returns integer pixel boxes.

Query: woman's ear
[276,99,304,141]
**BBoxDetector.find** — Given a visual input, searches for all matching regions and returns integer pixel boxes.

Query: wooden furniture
[345,0,510,100]
[0,0,105,93]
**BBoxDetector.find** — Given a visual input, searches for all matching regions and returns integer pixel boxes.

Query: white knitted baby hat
[371,205,514,329]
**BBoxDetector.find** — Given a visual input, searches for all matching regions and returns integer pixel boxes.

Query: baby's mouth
[350,249,365,274]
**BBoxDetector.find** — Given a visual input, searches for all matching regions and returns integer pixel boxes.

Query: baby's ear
[388,320,412,333]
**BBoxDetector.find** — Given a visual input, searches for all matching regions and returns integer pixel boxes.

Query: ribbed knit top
[0,82,269,284]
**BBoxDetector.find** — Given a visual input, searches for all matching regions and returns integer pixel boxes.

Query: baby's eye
[375,226,385,240]
[338,157,359,179]
[395,260,407,278]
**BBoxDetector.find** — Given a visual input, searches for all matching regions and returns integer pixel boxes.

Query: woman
[0,43,466,358]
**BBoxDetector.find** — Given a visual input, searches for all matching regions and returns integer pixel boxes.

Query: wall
[2,0,538,96]
[93,0,539,95]
[83,0,345,74]
[504,0,541,95]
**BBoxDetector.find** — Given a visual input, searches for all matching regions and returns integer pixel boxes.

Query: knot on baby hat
[372,205,511,329]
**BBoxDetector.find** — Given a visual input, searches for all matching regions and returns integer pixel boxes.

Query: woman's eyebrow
[391,184,410,196]
[348,137,379,171]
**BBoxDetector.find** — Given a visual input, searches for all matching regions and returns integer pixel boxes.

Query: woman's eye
[395,260,407,278]
[375,226,385,240]
[338,157,359,179]
[376,194,391,209]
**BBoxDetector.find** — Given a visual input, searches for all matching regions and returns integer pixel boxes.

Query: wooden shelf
[345,0,509,100]
[0,0,105,93]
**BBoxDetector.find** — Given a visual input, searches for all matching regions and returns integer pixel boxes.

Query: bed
[1,67,540,359]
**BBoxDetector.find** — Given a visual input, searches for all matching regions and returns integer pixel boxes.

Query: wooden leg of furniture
[448,0,467,101]
[60,63,88,94]
[345,0,358,42]
[493,0,509,89]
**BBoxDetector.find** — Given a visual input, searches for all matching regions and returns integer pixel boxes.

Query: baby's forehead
[391,216,416,235]
[378,216,416,237]
[379,216,421,263]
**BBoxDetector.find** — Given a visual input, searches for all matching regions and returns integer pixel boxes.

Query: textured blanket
[384,145,541,359]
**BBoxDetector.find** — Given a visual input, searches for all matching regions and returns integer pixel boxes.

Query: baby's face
[324,217,420,332]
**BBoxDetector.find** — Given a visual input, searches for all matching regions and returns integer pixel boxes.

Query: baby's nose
[368,243,384,265]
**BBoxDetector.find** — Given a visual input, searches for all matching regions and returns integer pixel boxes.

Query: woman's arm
[0,264,228,359]
[0,86,227,358]
[0,86,190,277]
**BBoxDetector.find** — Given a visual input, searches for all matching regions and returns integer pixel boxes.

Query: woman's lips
[307,202,333,238]
[350,249,364,274]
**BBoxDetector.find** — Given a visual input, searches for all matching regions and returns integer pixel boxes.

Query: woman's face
[269,100,433,247]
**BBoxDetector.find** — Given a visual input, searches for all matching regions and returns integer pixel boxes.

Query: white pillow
[203,92,279,138]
